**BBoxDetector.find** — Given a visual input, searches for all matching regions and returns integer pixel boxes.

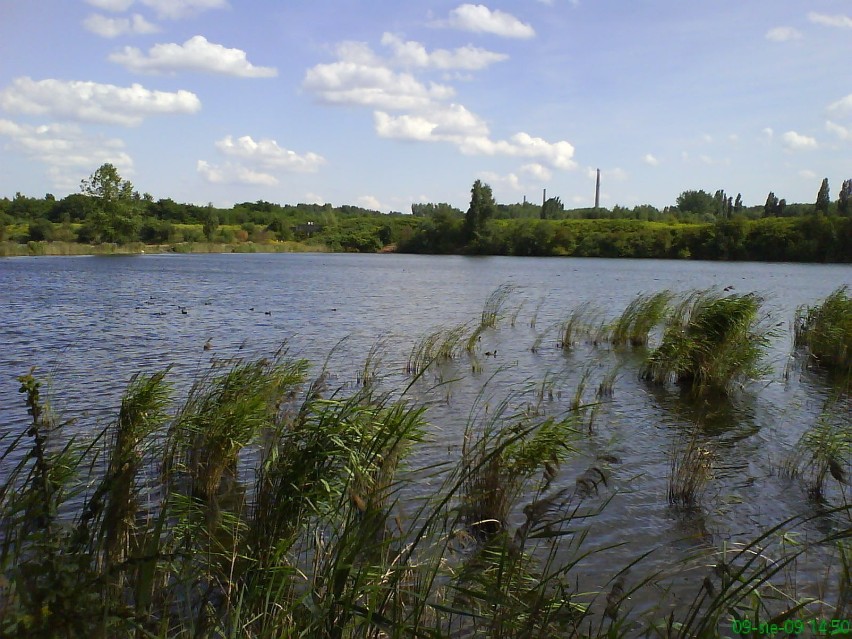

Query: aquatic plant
[642,289,770,396]
[794,285,852,379]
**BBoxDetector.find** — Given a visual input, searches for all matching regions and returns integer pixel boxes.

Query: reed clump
[794,285,852,379]
[642,289,770,396]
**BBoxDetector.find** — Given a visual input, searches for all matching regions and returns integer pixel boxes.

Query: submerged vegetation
[1,285,849,637]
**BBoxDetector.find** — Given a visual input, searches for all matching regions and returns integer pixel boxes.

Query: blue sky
[1,0,850,212]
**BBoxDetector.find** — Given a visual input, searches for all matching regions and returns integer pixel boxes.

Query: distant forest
[1,164,850,262]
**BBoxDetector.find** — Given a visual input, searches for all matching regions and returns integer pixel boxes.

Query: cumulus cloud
[781,130,818,150]
[380,33,507,70]
[459,132,576,169]
[214,135,325,172]
[0,77,201,126]
[304,58,454,110]
[642,153,659,166]
[375,112,574,169]
[808,12,852,29]
[0,119,133,189]
[374,103,488,139]
[826,120,851,141]
[83,12,159,37]
[109,36,277,77]
[197,160,278,186]
[443,4,535,38]
[765,26,802,41]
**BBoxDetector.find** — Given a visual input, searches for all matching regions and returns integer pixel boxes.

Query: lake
[2,252,850,622]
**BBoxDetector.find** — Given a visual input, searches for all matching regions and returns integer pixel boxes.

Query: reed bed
[1,286,848,638]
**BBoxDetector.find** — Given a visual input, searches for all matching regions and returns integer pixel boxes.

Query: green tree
[203,211,219,241]
[463,179,495,245]
[734,193,743,213]
[838,179,852,216]
[80,163,139,244]
[540,196,563,220]
[676,190,716,218]
[815,178,830,215]
[764,192,780,217]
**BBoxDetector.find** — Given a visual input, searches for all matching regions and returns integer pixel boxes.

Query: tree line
[1,164,850,262]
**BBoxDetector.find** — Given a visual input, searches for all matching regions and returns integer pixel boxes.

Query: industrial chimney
[595,169,601,209]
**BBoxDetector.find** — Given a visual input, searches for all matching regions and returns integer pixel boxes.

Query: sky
[0,0,851,213]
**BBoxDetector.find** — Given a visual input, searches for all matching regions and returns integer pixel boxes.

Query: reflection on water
[2,252,850,612]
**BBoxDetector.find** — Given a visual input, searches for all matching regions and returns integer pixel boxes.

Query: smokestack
[595,169,601,209]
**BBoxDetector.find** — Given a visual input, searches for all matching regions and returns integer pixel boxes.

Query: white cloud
[828,94,852,116]
[643,153,659,166]
[808,12,852,29]
[0,77,201,126]
[798,169,817,180]
[197,160,278,186]
[214,135,325,172]
[826,120,851,141]
[520,163,552,181]
[83,13,159,37]
[444,4,535,39]
[357,195,383,210]
[304,57,454,111]
[762,127,774,140]
[109,36,277,77]
[374,103,488,139]
[0,119,133,189]
[380,33,508,70]
[86,0,135,11]
[781,130,818,150]
[459,132,576,169]
[304,192,325,205]
[765,26,802,42]
[376,111,575,169]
